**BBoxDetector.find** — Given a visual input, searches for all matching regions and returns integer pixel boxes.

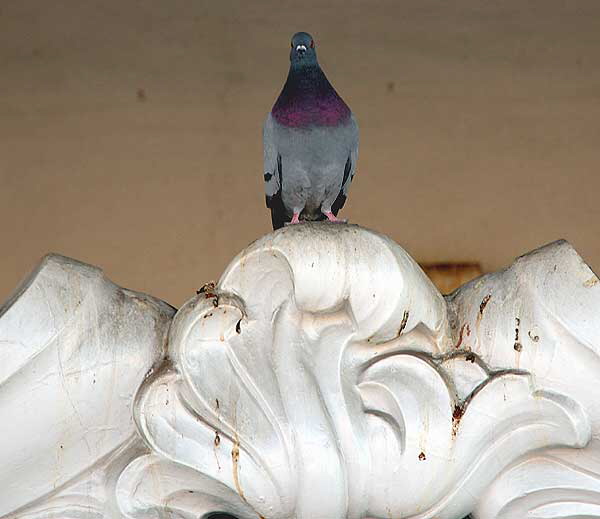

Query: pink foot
[324,211,347,224]
[289,212,300,224]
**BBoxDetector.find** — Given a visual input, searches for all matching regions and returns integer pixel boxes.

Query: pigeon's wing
[331,116,359,216]
[263,115,287,230]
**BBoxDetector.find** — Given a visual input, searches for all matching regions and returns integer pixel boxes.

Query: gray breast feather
[263,113,358,217]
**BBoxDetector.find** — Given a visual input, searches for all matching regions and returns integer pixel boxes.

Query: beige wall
[1,1,599,307]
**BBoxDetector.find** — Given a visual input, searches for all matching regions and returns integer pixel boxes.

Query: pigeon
[263,31,359,230]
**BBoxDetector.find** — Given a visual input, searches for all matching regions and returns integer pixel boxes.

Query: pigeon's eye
[310,40,314,48]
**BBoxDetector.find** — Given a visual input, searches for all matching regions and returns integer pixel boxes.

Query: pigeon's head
[289,32,317,66]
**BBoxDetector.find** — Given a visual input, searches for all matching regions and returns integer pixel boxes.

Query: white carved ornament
[1,224,599,518]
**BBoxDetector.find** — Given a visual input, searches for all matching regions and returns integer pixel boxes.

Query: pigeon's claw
[289,212,301,225]
[324,211,346,224]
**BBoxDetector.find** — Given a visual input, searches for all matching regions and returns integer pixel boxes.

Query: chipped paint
[399,310,409,335]
[197,281,216,295]
[479,294,491,315]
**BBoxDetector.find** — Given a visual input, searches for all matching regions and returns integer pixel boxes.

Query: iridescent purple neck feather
[272,63,351,128]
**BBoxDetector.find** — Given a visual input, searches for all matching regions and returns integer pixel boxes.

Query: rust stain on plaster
[452,403,465,437]
[454,323,466,349]
[232,432,245,500]
[231,405,255,512]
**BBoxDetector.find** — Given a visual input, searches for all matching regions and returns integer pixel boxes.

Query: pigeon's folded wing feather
[263,115,287,229]
[332,116,359,215]
[342,139,358,196]
[263,115,280,199]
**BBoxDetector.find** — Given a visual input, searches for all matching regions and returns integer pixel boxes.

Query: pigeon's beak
[295,44,307,57]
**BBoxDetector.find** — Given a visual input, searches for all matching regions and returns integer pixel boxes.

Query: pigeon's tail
[271,210,286,230]
[267,193,287,230]
[330,191,347,216]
